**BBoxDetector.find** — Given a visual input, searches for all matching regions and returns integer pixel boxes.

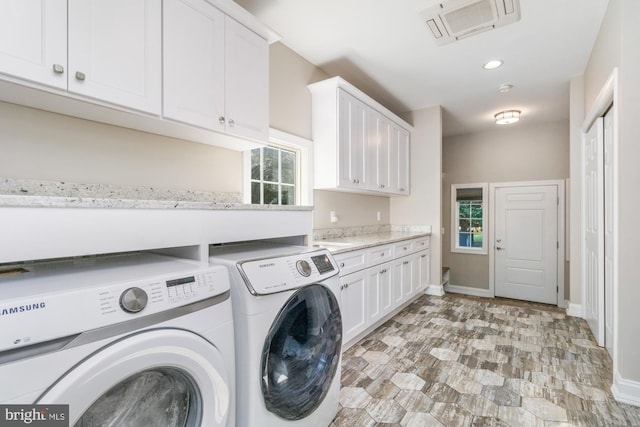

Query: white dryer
[0,252,235,427]
[210,243,342,427]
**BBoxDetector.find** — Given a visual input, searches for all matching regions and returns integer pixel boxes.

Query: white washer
[0,252,235,427]
[210,242,342,427]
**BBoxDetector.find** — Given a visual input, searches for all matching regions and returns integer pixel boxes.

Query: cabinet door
[393,256,412,306]
[163,0,225,131]
[401,256,414,302]
[368,264,393,325]
[369,114,391,192]
[224,17,269,142]
[338,90,367,189]
[68,0,161,114]
[0,0,66,89]
[415,250,430,293]
[390,125,410,195]
[340,270,367,343]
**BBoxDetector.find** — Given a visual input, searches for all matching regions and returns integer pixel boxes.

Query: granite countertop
[313,229,431,254]
[0,178,313,211]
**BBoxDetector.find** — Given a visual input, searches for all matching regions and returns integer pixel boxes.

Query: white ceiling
[234,0,609,136]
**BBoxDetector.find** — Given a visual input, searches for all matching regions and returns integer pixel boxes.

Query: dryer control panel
[0,253,230,353]
[238,249,339,295]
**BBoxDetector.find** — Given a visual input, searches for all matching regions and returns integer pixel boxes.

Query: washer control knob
[296,260,312,277]
[120,287,148,313]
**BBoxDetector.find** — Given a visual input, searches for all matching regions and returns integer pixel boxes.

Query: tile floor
[330,294,640,427]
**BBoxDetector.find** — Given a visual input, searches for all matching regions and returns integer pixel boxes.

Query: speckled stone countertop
[0,178,313,211]
[313,224,431,254]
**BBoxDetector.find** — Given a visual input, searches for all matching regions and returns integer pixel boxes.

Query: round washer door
[261,284,342,420]
[38,329,231,427]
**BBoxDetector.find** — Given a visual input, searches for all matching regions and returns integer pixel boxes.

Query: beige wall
[442,121,570,290]
[0,102,242,192]
[313,190,390,229]
[391,106,442,287]
[268,42,329,140]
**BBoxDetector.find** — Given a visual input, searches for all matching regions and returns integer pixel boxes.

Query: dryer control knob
[296,260,312,277]
[120,287,148,313]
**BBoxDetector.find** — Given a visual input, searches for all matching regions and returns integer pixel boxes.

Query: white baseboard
[425,284,444,296]
[566,302,583,317]
[444,284,493,298]
[612,370,640,407]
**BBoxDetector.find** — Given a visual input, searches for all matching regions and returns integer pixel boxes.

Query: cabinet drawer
[393,240,414,258]
[413,237,430,252]
[368,244,393,266]
[334,249,368,276]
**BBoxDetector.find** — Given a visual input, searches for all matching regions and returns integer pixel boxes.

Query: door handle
[496,246,505,250]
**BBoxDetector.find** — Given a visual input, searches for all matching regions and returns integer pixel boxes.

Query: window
[451,183,488,254]
[244,129,312,206]
[250,146,297,205]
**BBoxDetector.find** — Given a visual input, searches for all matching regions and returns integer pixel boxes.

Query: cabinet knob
[228,119,235,127]
[218,116,225,125]
[340,262,345,268]
[421,255,427,258]
[52,64,64,74]
[75,71,86,81]
[403,261,409,265]
[400,188,406,192]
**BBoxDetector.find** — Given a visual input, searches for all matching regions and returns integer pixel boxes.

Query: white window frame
[451,183,488,255]
[243,128,313,206]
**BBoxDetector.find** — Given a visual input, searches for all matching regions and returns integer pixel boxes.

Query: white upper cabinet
[309,77,411,196]
[0,0,67,89]
[224,17,269,142]
[68,0,161,115]
[163,1,268,142]
[390,124,410,195]
[163,0,225,130]
[369,115,391,192]
[0,0,275,149]
[338,91,368,190]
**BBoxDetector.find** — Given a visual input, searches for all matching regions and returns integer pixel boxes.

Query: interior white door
[584,117,605,346]
[604,109,614,356]
[494,184,558,304]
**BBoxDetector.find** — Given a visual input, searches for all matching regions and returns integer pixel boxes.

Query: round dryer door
[37,329,231,427]
[261,284,342,420]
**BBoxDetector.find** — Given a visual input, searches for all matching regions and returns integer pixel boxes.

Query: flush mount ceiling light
[498,83,513,92]
[483,60,503,70]
[495,110,521,125]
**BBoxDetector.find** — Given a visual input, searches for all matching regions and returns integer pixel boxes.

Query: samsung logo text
[0,302,46,317]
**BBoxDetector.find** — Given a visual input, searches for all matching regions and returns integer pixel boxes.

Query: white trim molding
[612,370,640,407]
[445,284,493,299]
[425,284,445,296]
[565,302,583,317]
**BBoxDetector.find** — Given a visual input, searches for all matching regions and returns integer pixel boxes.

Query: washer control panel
[239,249,338,295]
[0,254,230,352]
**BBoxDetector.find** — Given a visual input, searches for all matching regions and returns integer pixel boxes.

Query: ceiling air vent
[419,0,521,46]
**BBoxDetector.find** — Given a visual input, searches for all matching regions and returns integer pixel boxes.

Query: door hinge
[557,241,559,249]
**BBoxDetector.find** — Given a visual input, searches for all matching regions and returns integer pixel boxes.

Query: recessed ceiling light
[498,84,513,93]
[495,110,521,125]
[483,60,503,70]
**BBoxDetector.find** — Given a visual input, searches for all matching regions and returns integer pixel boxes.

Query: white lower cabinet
[416,250,430,294]
[393,255,414,306]
[339,270,367,344]
[367,261,393,326]
[334,236,430,348]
